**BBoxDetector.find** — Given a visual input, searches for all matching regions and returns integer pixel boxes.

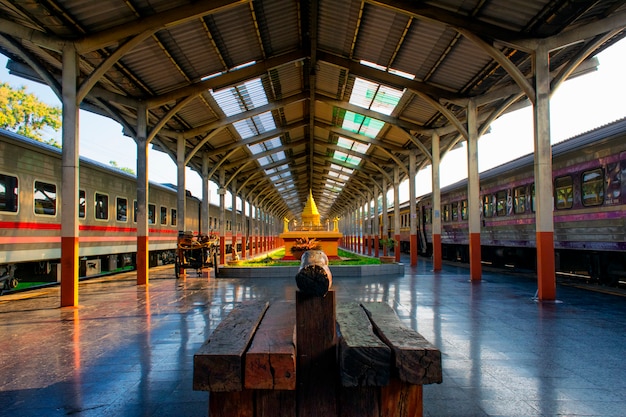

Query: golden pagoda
[279,190,343,259]
[301,190,320,227]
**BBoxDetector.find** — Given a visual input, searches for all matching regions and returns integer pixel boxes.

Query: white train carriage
[0,129,230,283]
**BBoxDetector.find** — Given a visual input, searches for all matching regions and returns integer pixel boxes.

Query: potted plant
[290,237,322,260]
[379,237,396,263]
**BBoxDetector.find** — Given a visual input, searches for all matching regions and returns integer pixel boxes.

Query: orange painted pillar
[60,237,79,307]
[432,234,442,271]
[536,232,556,299]
[136,236,149,285]
[241,236,246,259]
[410,234,418,266]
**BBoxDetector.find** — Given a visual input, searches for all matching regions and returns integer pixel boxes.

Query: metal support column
[382,178,389,256]
[467,99,482,281]
[393,167,401,263]
[431,132,442,271]
[201,153,210,234]
[60,44,80,307]
[136,105,149,285]
[177,137,186,233]
[373,189,380,258]
[219,169,226,265]
[409,151,418,266]
[533,44,557,300]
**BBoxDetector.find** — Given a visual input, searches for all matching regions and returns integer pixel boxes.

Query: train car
[384,118,626,285]
[0,128,244,286]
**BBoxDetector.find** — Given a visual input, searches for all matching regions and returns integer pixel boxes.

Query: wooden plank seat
[193,295,442,417]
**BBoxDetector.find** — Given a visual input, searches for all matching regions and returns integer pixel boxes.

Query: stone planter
[379,255,395,264]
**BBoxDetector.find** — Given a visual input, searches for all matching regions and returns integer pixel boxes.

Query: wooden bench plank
[336,302,391,387]
[245,300,297,390]
[193,300,269,392]
[296,290,337,417]
[381,379,423,417]
[361,302,442,385]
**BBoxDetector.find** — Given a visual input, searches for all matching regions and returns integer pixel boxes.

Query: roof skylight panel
[233,119,256,139]
[337,136,370,154]
[369,85,402,116]
[333,150,361,166]
[329,165,352,179]
[359,118,385,138]
[343,77,404,138]
[211,77,271,117]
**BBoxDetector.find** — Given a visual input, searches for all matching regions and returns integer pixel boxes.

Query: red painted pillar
[220,236,226,265]
[137,236,149,285]
[60,237,79,306]
[469,233,481,281]
[537,232,556,299]
[240,235,246,259]
[394,234,401,263]
[374,235,380,258]
[432,234,442,271]
[410,234,418,266]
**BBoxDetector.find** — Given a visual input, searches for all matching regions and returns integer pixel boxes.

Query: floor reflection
[0,262,625,416]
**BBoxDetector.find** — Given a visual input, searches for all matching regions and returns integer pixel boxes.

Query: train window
[160,206,167,225]
[171,208,177,226]
[513,186,526,214]
[460,200,468,220]
[496,191,508,216]
[482,194,494,218]
[451,202,458,221]
[0,174,18,213]
[581,168,604,207]
[34,181,57,215]
[442,204,450,222]
[148,204,156,224]
[554,176,573,209]
[133,200,137,223]
[116,198,128,222]
[79,190,86,218]
[531,184,536,212]
[95,193,109,219]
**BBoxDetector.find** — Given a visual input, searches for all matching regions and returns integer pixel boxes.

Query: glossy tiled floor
[1,258,625,417]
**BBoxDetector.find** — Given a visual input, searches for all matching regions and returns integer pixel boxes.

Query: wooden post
[296,290,337,417]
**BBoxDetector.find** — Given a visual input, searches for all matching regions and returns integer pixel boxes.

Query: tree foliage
[109,160,135,175]
[0,82,62,144]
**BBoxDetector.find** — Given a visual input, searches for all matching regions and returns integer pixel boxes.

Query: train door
[603,151,625,205]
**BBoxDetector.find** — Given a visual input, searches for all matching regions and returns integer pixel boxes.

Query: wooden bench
[193,292,442,417]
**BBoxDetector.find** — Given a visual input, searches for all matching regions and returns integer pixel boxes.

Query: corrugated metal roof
[0,0,624,221]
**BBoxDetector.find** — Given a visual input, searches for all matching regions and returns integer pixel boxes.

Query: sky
[1,37,625,206]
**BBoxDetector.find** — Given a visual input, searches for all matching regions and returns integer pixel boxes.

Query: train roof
[415,117,626,201]
[0,128,186,195]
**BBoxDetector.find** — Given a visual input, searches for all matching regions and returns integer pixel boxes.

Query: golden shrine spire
[301,189,320,226]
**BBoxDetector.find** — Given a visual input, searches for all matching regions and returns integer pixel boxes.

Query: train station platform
[1,258,625,417]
